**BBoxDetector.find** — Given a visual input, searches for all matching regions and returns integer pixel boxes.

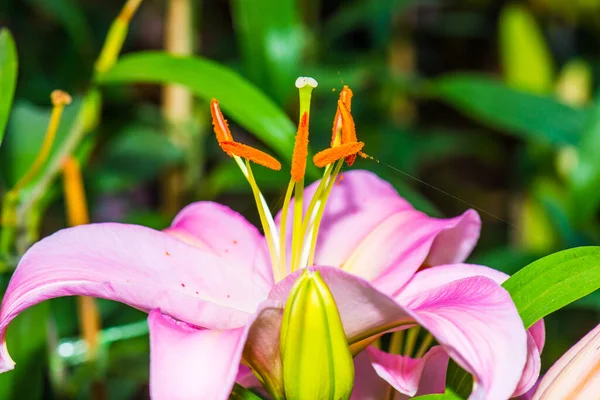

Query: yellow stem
[95,0,144,74]
[62,156,101,358]
[11,91,71,194]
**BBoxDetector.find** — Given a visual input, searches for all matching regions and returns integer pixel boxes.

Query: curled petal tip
[0,340,15,373]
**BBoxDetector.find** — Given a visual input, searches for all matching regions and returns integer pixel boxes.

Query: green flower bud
[280,270,354,400]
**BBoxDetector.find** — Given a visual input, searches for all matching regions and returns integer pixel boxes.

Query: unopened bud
[280,270,354,400]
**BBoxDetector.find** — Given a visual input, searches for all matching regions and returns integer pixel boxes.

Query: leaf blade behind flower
[427,74,589,146]
[96,52,297,165]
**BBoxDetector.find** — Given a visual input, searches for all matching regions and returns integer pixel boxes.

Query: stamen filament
[404,326,421,357]
[389,329,405,355]
[414,332,434,358]
[290,179,304,272]
[306,159,344,266]
[244,159,281,282]
[278,180,295,277]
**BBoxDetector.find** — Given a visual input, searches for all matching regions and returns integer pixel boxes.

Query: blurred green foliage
[1,0,600,398]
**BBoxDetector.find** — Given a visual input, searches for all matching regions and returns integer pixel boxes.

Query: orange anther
[338,100,357,144]
[340,85,353,109]
[220,141,282,171]
[313,142,364,168]
[291,112,309,182]
[331,86,354,147]
[210,99,234,144]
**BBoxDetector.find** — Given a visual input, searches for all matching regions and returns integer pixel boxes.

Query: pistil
[288,77,316,273]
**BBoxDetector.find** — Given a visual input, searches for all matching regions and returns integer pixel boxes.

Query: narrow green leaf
[230,0,304,103]
[427,74,589,146]
[96,52,297,164]
[0,28,18,147]
[503,246,600,328]
[569,100,600,224]
[499,4,554,93]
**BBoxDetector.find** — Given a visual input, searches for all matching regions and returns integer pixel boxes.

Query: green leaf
[0,302,50,400]
[499,4,554,93]
[230,0,304,103]
[503,246,600,328]
[569,100,600,224]
[96,52,298,165]
[427,74,589,146]
[0,28,18,147]
[229,384,265,400]
[413,391,464,400]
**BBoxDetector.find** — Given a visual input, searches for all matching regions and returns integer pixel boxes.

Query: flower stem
[62,157,101,358]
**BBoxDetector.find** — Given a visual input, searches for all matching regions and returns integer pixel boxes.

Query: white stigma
[295,76,318,89]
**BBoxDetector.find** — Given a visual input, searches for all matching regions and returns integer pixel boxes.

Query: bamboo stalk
[161,0,194,216]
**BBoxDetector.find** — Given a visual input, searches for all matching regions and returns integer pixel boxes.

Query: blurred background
[1,0,600,398]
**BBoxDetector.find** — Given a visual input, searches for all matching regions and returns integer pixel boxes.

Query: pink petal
[351,352,391,400]
[533,323,600,399]
[0,223,268,372]
[400,263,545,396]
[366,345,449,396]
[275,170,480,293]
[346,209,480,295]
[165,202,273,290]
[401,275,528,400]
[236,365,260,388]
[148,309,248,400]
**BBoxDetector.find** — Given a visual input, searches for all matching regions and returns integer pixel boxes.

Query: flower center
[209,77,367,283]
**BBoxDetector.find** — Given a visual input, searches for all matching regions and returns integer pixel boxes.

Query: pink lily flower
[0,78,534,399]
[531,322,600,399]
